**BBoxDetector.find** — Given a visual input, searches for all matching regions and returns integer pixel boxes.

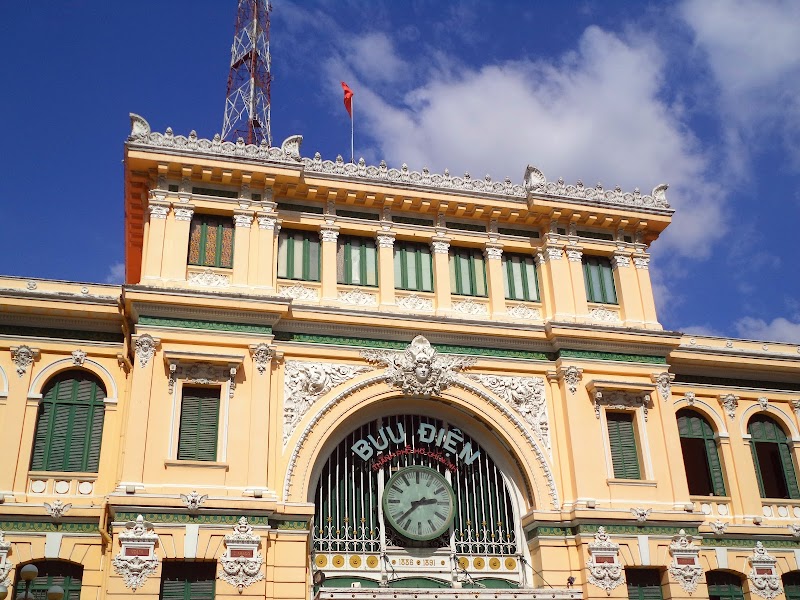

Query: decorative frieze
[594,390,651,421]
[338,288,378,307]
[134,334,159,368]
[668,529,703,594]
[586,526,625,594]
[452,298,489,317]
[187,268,231,287]
[361,335,475,398]
[396,294,434,312]
[588,306,621,323]
[720,394,739,419]
[11,345,38,377]
[219,517,265,592]
[277,283,319,302]
[112,515,159,591]
[283,362,372,444]
[748,542,782,600]
[507,303,542,320]
[168,362,237,398]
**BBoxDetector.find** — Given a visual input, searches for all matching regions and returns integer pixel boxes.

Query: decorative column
[483,243,506,317]
[431,237,452,313]
[541,242,575,321]
[376,229,396,307]
[7,346,40,492]
[611,250,644,327]
[163,203,194,281]
[246,343,276,494]
[565,246,589,321]
[232,211,254,286]
[319,224,340,302]
[141,194,170,280]
[634,254,660,329]
[255,212,279,291]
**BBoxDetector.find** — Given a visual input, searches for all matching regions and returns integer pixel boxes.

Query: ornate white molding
[630,507,651,523]
[684,391,697,406]
[611,253,631,269]
[112,515,159,591]
[709,520,728,535]
[651,372,674,401]
[134,334,159,368]
[484,244,503,260]
[250,343,273,375]
[0,530,12,587]
[589,306,621,323]
[543,246,563,261]
[11,345,38,377]
[362,335,475,399]
[283,362,372,444]
[594,390,651,421]
[470,374,550,452]
[431,239,450,254]
[233,213,254,228]
[566,248,583,262]
[188,268,231,287]
[758,396,769,410]
[720,394,739,419]
[452,298,489,316]
[148,203,169,219]
[633,256,650,269]
[507,303,542,320]
[44,499,72,519]
[397,294,434,312]
[169,362,237,398]
[792,399,800,418]
[319,225,339,243]
[789,524,800,537]
[338,288,378,307]
[71,349,87,366]
[173,206,194,222]
[668,529,703,594]
[586,527,624,594]
[257,215,277,231]
[277,283,319,302]
[376,231,396,248]
[219,517,265,592]
[559,366,582,395]
[748,542,782,600]
[180,490,208,512]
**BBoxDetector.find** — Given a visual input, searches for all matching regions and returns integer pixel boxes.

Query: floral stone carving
[112,515,159,590]
[397,294,434,311]
[748,542,782,600]
[283,361,372,444]
[668,529,703,594]
[277,283,319,302]
[630,507,651,523]
[560,366,582,395]
[651,372,674,401]
[452,298,489,316]
[11,345,38,377]
[250,343,273,375]
[44,500,72,519]
[594,390,651,421]
[180,491,208,512]
[134,334,158,368]
[586,526,624,594]
[188,268,231,287]
[469,374,549,451]
[338,288,377,306]
[507,303,542,320]
[720,394,739,419]
[361,335,475,398]
[0,530,12,587]
[219,517,265,592]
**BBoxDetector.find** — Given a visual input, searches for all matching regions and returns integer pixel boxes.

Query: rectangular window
[188,215,234,268]
[337,236,378,286]
[502,253,539,301]
[607,412,641,479]
[394,241,433,292]
[177,387,220,462]
[277,229,321,281]
[583,255,618,304]
[160,561,216,600]
[626,569,663,600]
[449,247,487,297]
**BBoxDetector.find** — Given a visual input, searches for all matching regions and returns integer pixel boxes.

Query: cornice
[127,114,673,215]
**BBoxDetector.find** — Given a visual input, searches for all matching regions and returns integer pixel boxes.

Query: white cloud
[340,26,724,257]
[104,262,124,284]
[347,33,408,84]
[734,316,800,344]
[681,324,725,337]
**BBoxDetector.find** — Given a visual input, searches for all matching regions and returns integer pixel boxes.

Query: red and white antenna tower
[222,0,272,146]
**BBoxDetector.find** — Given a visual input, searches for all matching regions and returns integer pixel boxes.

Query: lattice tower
[222,0,272,146]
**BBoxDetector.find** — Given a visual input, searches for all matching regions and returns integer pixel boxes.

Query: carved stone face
[414,359,431,382]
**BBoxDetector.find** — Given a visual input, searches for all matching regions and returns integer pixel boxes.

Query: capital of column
[148,201,170,220]
[431,237,450,254]
[542,245,564,262]
[376,230,396,248]
[256,212,279,232]
[484,243,503,260]
[633,255,650,270]
[233,211,254,228]
[566,246,583,262]
[611,252,632,270]
[320,224,340,243]
[172,203,194,222]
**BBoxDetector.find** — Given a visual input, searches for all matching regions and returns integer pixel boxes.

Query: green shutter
[778,442,800,499]
[15,561,82,599]
[30,403,52,471]
[677,410,726,496]
[160,562,216,600]
[178,389,220,462]
[583,256,617,304]
[338,236,378,286]
[704,437,727,496]
[395,242,433,292]
[607,413,640,479]
[750,440,767,497]
[160,579,188,600]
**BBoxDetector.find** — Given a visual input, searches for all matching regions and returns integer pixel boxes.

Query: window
[748,415,800,499]
[160,561,216,600]
[783,573,800,600]
[30,371,105,473]
[502,253,539,301]
[15,561,82,599]
[606,412,641,479]
[188,214,234,269]
[626,569,663,600]
[177,387,220,462]
[337,236,378,286]
[707,571,744,600]
[277,229,320,281]
[394,241,433,292]
[449,247,487,297]
[583,256,617,304]
[677,409,726,496]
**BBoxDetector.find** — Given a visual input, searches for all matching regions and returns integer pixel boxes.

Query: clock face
[382,466,455,541]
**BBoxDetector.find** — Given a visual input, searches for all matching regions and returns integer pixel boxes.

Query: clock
[382,465,456,541]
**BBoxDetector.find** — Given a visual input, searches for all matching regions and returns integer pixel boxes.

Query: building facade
[0,113,799,600]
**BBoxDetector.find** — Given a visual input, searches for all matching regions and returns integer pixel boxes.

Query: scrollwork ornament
[709,520,728,535]
[112,515,159,591]
[586,527,624,594]
[44,500,72,519]
[668,529,703,594]
[595,390,651,421]
[148,203,169,219]
[748,542,782,600]
[631,507,651,523]
[611,253,631,269]
[134,334,158,368]
[234,213,254,228]
[180,490,208,512]
[188,268,231,287]
[788,524,800,537]
[634,256,650,269]
[251,343,272,375]
[257,215,277,230]
[560,366,582,395]
[0,530,12,587]
[173,207,194,222]
[338,288,377,306]
[566,248,583,262]
[375,231,396,248]
[484,244,503,260]
[544,246,563,261]
[507,303,542,320]
[11,345,37,377]
[720,394,738,419]
[652,372,674,401]
[397,294,433,311]
[431,239,450,254]
[319,226,339,243]
[219,517,265,592]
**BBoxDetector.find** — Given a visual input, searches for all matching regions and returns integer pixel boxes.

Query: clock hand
[396,502,421,522]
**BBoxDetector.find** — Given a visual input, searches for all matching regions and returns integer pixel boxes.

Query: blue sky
[1,1,799,343]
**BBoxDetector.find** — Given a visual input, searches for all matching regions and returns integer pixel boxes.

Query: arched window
[677,409,726,496]
[706,571,744,600]
[748,415,800,499]
[784,572,800,600]
[15,561,82,599]
[30,370,106,473]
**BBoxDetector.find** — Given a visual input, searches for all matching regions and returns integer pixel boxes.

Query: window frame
[449,247,487,297]
[605,410,642,480]
[677,409,727,496]
[583,255,618,304]
[159,560,217,600]
[394,241,434,292]
[176,386,221,462]
[748,415,800,499]
[277,228,321,282]
[337,235,378,287]
[626,568,664,600]
[188,213,235,269]
[502,252,540,302]
[15,561,83,600]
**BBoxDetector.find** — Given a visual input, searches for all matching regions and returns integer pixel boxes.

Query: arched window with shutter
[15,561,82,599]
[706,571,744,600]
[748,414,800,499]
[677,409,726,496]
[30,370,106,473]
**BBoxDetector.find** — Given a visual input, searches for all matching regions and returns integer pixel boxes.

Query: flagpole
[350,95,355,164]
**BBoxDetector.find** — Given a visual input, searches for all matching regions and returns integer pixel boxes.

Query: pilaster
[541,242,575,321]
[255,212,280,291]
[376,229,396,307]
[141,195,170,281]
[611,250,644,327]
[566,245,589,321]
[232,211,254,286]
[247,343,276,493]
[163,202,194,281]
[431,237,451,313]
[320,224,340,302]
[484,243,506,316]
[634,254,660,329]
